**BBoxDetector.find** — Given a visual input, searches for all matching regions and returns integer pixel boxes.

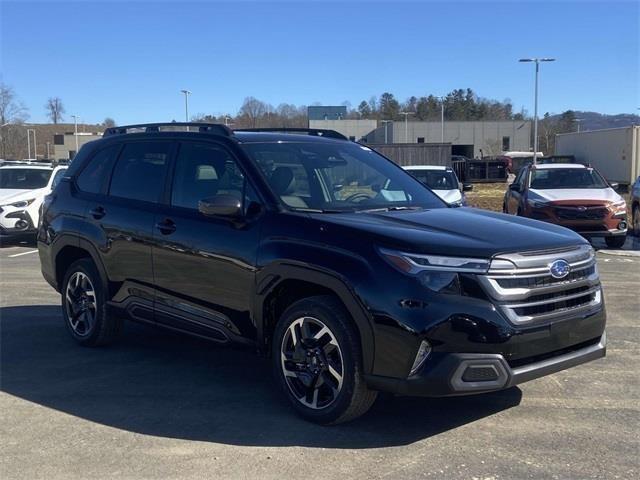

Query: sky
[1,0,638,125]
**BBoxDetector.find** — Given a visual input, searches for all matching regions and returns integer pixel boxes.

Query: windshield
[242,142,445,212]
[0,168,52,189]
[407,169,458,190]
[530,168,608,189]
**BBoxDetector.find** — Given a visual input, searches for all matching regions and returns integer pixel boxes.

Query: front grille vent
[478,245,602,325]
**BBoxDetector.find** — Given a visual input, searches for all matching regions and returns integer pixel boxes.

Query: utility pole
[519,57,555,164]
[399,112,414,143]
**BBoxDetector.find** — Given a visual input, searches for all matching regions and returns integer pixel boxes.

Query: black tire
[605,235,626,249]
[272,295,377,425]
[61,258,121,346]
[502,202,508,214]
[633,205,640,236]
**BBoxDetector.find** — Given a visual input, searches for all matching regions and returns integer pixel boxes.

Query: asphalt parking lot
[1,241,638,479]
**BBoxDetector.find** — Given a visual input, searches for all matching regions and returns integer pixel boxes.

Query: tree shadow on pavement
[0,305,522,449]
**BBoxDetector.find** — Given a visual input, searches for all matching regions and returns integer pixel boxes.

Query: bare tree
[0,83,29,158]
[45,97,65,124]
[102,117,117,128]
[238,97,268,127]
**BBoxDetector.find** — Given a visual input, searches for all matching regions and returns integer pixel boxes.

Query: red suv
[503,163,628,248]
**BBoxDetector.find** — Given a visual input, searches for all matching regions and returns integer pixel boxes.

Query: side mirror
[509,183,521,192]
[198,194,242,217]
[462,183,473,192]
[609,182,619,192]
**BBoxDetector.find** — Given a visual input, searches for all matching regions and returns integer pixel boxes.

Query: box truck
[556,126,640,187]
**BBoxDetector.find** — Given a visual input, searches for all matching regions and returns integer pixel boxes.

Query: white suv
[0,164,67,240]
[403,165,472,206]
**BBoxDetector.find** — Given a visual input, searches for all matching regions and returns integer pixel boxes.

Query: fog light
[618,221,627,230]
[409,340,432,376]
[15,219,29,230]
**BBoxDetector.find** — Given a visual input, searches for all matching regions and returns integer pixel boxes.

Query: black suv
[38,123,606,424]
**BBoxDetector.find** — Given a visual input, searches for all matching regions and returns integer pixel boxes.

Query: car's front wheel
[272,295,377,425]
[61,258,121,346]
[633,204,640,236]
[605,235,626,249]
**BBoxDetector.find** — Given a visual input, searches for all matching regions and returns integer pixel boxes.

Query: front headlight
[527,199,550,209]
[379,248,490,274]
[1,198,36,208]
[611,200,626,209]
[449,199,464,208]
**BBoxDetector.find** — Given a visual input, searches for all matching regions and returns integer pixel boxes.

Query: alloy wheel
[280,316,344,410]
[65,271,97,336]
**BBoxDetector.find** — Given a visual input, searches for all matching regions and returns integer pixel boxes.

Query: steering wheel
[344,192,372,203]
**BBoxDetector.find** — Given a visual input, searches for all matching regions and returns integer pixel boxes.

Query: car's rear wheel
[272,295,377,425]
[605,235,626,249]
[61,258,121,346]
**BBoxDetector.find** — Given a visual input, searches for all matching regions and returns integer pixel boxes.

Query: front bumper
[0,208,36,237]
[365,332,606,396]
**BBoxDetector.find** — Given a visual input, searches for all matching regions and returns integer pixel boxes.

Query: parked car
[39,123,606,424]
[503,163,627,248]
[631,175,640,236]
[0,163,67,241]
[403,165,472,206]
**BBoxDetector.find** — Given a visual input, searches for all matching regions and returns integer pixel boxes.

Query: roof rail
[235,128,349,141]
[103,122,233,137]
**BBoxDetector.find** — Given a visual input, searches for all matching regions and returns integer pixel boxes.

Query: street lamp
[399,111,414,143]
[436,96,445,143]
[26,128,37,159]
[70,114,79,155]
[519,57,555,164]
[573,118,584,132]
[180,89,191,122]
[381,120,392,144]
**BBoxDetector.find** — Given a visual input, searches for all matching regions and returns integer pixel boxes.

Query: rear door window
[171,142,246,210]
[77,145,120,194]
[109,142,172,203]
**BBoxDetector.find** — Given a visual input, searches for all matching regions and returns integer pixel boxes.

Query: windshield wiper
[290,207,350,213]
[355,206,424,213]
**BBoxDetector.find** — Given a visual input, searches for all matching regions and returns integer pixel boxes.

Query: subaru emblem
[549,259,571,279]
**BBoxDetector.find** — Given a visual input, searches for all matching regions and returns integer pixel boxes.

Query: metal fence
[368,144,452,167]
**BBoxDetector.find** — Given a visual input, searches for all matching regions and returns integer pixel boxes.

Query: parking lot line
[7,250,38,258]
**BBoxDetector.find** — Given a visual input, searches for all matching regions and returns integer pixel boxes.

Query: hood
[432,189,462,204]
[530,187,622,204]
[311,207,587,258]
[0,188,44,205]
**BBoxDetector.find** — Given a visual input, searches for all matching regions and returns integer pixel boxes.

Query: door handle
[155,218,176,235]
[90,206,105,219]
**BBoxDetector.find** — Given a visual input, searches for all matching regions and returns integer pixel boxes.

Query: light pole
[26,129,31,159]
[381,120,392,144]
[46,141,51,159]
[519,57,555,164]
[71,115,79,155]
[27,129,37,159]
[437,96,445,143]
[180,89,191,122]
[573,118,584,132]
[399,111,414,143]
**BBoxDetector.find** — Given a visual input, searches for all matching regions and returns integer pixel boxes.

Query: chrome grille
[477,244,602,325]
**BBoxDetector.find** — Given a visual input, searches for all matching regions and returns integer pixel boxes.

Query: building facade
[309,118,532,158]
[53,132,103,160]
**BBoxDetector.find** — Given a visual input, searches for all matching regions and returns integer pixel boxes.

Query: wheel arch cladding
[257,265,375,374]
